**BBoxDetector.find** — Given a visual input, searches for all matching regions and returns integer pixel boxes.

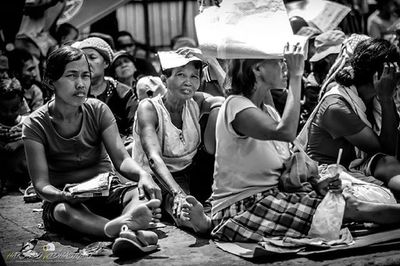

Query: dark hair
[54,23,79,44]
[108,51,136,77]
[115,31,135,49]
[335,38,400,86]
[227,59,264,97]
[162,61,203,78]
[376,0,393,10]
[0,78,23,100]
[289,16,309,34]
[43,46,88,87]
[170,34,184,49]
[7,49,34,78]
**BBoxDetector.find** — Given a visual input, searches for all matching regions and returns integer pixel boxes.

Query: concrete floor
[2,193,400,266]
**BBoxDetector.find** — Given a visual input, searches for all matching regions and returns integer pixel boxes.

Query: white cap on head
[158,51,202,71]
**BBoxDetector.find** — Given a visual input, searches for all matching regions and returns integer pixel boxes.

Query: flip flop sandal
[23,183,41,203]
[112,225,158,258]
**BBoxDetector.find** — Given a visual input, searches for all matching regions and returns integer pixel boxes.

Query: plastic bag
[308,191,345,241]
[340,171,397,204]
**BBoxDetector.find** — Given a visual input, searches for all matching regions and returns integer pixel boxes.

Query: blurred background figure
[53,23,79,46]
[89,32,116,51]
[7,49,44,112]
[367,0,398,41]
[0,53,9,79]
[115,31,158,78]
[170,35,197,50]
[109,51,138,93]
[0,78,29,195]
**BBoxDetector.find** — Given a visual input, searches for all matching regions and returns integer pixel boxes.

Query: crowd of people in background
[3,0,400,259]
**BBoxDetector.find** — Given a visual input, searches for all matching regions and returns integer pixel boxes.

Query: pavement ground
[2,193,400,266]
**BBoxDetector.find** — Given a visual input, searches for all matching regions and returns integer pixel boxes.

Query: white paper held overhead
[195,0,308,59]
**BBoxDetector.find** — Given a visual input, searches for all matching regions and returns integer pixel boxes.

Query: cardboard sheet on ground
[195,0,308,59]
[285,0,351,32]
[214,227,400,259]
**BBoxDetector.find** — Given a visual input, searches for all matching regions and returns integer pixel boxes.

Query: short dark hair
[162,61,203,79]
[115,31,136,50]
[0,78,23,100]
[227,59,264,97]
[43,46,88,85]
[54,23,79,44]
[7,49,34,78]
[376,0,394,10]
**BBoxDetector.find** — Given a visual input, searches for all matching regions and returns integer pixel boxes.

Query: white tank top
[132,95,201,173]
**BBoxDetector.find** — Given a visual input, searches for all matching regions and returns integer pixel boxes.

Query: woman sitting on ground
[22,46,162,244]
[301,38,400,197]
[181,43,400,242]
[131,50,224,232]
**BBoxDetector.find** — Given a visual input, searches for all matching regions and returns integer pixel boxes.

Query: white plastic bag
[308,191,345,241]
[340,171,397,204]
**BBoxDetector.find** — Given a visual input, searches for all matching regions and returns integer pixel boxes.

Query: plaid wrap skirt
[211,187,322,242]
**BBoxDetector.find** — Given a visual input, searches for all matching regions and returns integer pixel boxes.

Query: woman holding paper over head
[131,50,224,232]
[181,42,400,241]
[22,46,162,251]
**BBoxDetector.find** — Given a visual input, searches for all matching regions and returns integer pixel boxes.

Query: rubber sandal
[23,183,41,203]
[112,225,158,258]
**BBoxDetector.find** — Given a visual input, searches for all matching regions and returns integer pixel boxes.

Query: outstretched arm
[137,101,187,214]
[102,121,161,201]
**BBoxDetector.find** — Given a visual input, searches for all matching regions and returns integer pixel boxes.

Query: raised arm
[232,45,304,142]
[176,47,227,95]
[374,63,400,155]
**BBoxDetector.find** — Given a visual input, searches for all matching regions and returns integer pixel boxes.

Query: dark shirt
[134,58,158,80]
[307,94,367,168]
[88,78,138,136]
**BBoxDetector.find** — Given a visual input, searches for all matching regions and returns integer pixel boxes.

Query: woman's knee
[53,203,73,223]
[374,155,400,182]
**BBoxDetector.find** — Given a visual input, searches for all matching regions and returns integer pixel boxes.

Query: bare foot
[180,196,211,234]
[119,226,158,246]
[105,199,161,238]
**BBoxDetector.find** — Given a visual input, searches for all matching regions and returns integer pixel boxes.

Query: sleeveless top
[211,95,290,214]
[132,95,201,173]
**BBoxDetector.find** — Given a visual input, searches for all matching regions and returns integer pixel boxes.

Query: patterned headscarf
[319,34,370,100]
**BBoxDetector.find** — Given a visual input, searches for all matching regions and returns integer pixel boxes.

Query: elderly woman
[131,51,223,231]
[22,46,161,255]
